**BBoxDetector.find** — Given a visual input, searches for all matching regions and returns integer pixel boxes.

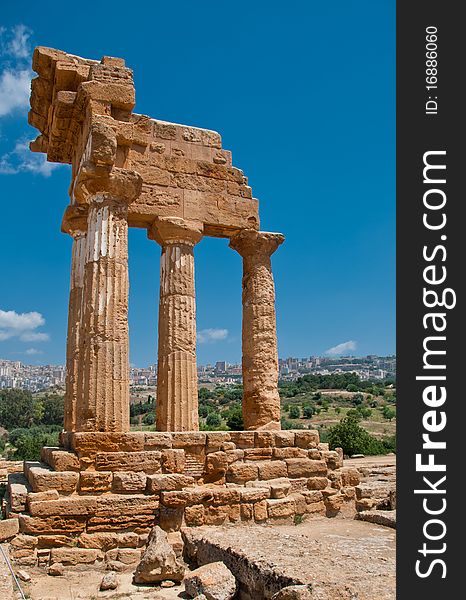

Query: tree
[206,413,221,428]
[0,389,35,429]
[288,405,301,419]
[382,406,396,421]
[225,404,244,431]
[302,405,314,419]
[327,416,385,456]
[41,394,65,425]
[143,413,155,425]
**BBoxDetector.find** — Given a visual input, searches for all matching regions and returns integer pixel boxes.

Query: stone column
[62,216,87,433]
[149,217,203,432]
[230,230,285,431]
[75,196,132,432]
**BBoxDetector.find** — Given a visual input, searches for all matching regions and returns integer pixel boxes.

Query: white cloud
[0,309,49,343]
[25,348,43,355]
[20,332,50,342]
[197,328,229,344]
[6,25,32,60]
[325,340,357,356]
[0,139,59,177]
[0,68,30,117]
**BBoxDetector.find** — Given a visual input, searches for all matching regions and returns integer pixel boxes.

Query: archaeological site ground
[0,47,396,600]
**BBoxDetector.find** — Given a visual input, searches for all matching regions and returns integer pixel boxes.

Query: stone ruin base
[2,430,361,569]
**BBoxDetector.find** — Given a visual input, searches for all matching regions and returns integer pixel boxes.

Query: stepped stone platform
[3,430,362,569]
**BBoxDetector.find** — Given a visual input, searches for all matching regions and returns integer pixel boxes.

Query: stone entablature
[5,431,360,567]
[28,46,284,434]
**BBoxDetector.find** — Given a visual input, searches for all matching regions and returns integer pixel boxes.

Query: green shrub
[225,404,244,431]
[288,405,301,419]
[327,417,387,456]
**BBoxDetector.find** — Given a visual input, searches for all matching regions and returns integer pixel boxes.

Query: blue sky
[0,1,395,367]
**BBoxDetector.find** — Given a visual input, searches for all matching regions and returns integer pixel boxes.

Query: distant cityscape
[0,355,396,392]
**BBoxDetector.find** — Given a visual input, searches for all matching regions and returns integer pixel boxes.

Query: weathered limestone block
[185,504,205,527]
[285,459,327,479]
[294,431,320,449]
[230,230,284,431]
[71,432,145,456]
[95,495,158,516]
[254,500,268,522]
[226,463,258,484]
[79,471,113,493]
[266,497,296,519]
[134,526,185,584]
[146,474,195,494]
[150,217,203,432]
[25,463,79,493]
[246,478,291,499]
[161,449,186,473]
[37,535,75,548]
[40,448,80,472]
[239,488,270,502]
[228,431,255,448]
[0,517,19,542]
[28,496,97,517]
[274,431,296,447]
[95,450,161,472]
[159,506,184,532]
[27,490,59,506]
[324,492,345,517]
[308,449,322,460]
[307,477,329,491]
[243,448,273,461]
[19,515,87,535]
[112,472,147,493]
[51,547,101,565]
[288,478,309,493]
[144,432,173,449]
[206,432,231,453]
[225,449,244,464]
[240,503,254,521]
[204,505,231,525]
[106,547,141,565]
[87,514,155,533]
[172,432,206,449]
[254,431,276,448]
[339,467,361,487]
[184,561,237,600]
[7,473,31,512]
[78,532,140,550]
[273,447,308,460]
[257,460,287,480]
[204,451,228,482]
[9,534,38,550]
[322,450,342,470]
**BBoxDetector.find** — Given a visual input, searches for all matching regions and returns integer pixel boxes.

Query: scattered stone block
[47,563,65,576]
[272,585,313,599]
[100,571,118,590]
[184,561,237,600]
[133,525,185,584]
[0,517,19,541]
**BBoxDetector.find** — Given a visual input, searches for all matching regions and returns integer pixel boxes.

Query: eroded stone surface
[133,525,185,584]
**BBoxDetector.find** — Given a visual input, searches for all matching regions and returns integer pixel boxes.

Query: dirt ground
[3,517,395,600]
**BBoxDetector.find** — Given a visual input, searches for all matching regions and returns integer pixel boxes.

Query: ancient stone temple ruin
[2,47,361,568]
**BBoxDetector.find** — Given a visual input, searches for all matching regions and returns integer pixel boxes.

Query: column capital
[73,165,142,207]
[61,205,88,237]
[148,217,203,247]
[229,229,284,258]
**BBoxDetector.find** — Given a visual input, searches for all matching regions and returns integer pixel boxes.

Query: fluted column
[75,196,131,432]
[149,217,203,431]
[63,215,87,432]
[230,230,285,430]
